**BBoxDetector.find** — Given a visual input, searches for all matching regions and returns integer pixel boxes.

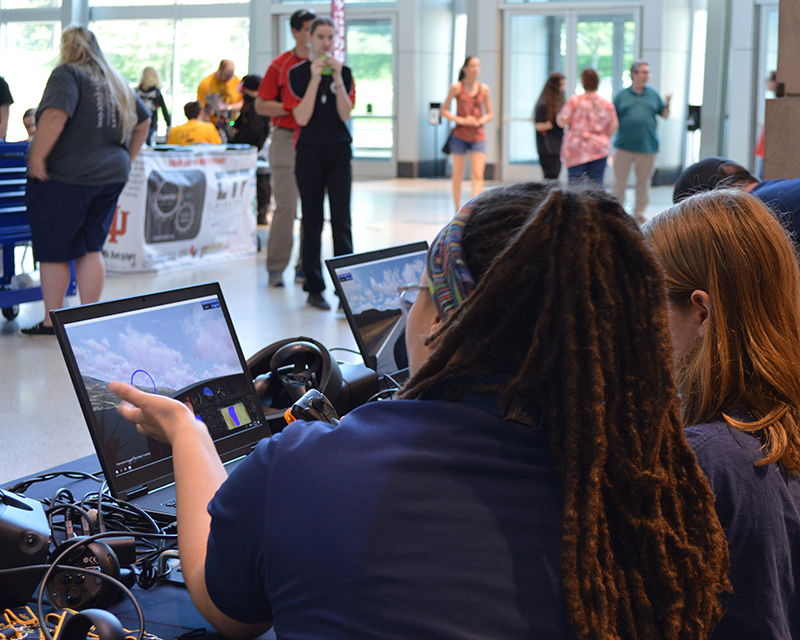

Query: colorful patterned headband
[427,203,476,319]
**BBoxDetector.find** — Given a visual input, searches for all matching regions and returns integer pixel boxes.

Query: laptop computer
[326,242,428,384]
[50,283,273,520]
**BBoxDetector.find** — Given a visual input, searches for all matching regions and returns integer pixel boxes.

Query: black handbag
[442,132,453,155]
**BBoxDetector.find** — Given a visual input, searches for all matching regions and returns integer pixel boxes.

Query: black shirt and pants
[534,101,563,180]
[136,86,171,145]
[288,62,354,295]
[232,96,271,218]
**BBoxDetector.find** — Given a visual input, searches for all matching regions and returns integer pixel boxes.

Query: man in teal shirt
[612,61,670,224]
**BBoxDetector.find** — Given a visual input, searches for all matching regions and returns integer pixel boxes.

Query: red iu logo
[107,207,129,244]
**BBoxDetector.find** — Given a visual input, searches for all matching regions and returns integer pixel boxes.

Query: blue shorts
[450,136,487,155]
[25,178,126,263]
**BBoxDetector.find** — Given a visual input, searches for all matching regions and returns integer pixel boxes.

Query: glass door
[501,9,638,181]
[1,22,62,143]
[347,19,395,175]
[754,4,779,174]
[575,14,635,102]
[503,14,566,182]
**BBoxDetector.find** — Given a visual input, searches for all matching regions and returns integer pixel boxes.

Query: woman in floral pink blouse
[556,68,618,186]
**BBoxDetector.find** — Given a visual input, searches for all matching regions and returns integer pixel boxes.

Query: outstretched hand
[109,381,202,445]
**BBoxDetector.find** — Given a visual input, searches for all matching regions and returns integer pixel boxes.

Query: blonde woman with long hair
[24,24,150,335]
[644,189,800,639]
[137,66,171,145]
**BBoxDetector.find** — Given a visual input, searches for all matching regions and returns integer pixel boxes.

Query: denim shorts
[450,136,487,155]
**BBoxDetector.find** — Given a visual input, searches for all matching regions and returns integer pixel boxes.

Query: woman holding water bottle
[284,16,356,311]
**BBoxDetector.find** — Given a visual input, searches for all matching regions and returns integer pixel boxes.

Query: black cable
[46,504,95,544]
[328,347,361,356]
[136,540,178,565]
[135,539,180,589]
[33,532,177,640]
[382,372,403,389]
[0,564,51,575]
[10,477,172,555]
[87,500,157,534]
[5,470,103,495]
[78,490,96,512]
[44,497,174,586]
[47,488,96,544]
[49,488,75,508]
[136,557,159,590]
[98,481,108,533]
[38,563,144,640]
[67,489,163,535]
[6,476,184,630]
[78,490,104,537]
[105,497,161,533]
[0,561,144,640]
[4,477,181,634]
[366,388,398,403]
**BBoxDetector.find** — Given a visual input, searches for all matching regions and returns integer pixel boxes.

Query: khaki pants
[612,149,656,220]
[267,127,301,273]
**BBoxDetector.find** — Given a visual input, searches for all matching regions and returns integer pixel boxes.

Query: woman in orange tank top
[441,57,493,210]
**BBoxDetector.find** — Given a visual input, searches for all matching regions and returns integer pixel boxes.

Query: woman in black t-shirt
[285,16,355,311]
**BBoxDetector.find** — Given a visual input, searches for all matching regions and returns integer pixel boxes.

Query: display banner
[332,0,346,63]
[103,146,257,273]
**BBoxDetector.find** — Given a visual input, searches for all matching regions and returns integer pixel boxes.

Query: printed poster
[104,145,257,273]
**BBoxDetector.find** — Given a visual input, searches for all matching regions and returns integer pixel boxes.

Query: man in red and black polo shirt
[256,8,316,288]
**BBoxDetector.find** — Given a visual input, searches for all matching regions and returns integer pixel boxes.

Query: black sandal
[21,321,56,336]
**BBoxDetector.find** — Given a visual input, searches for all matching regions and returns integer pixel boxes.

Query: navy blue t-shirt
[751,178,800,242]
[205,399,573,639]
[685,420,800,639]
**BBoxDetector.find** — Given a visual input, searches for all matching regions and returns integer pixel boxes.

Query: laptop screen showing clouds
[328,243,428,377]
[58,290,267,492]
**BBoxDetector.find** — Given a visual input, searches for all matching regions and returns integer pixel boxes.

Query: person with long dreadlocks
[107,182,729,639]
[644,189,800,640]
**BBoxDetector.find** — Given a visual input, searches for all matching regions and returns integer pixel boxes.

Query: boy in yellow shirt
[167,102,223,145]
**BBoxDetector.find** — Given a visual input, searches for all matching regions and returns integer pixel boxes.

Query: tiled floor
[0,178,674,485]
